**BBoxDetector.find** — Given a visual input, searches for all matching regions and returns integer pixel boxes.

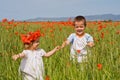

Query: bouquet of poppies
[20,30,41,44]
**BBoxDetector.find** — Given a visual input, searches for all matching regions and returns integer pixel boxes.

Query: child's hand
[61,45,64,49]
[87,42,94,47]
[61,41,66,49]
[54,46,61,51]
[44,46,61,57]
[61,40,70,49]
[12,54,19,61]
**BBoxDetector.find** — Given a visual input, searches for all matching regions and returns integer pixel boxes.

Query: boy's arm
[61,40,70,48]
[44,46,60,57]
[86,34,94,47]
[87,42,94,47]
[12,53,25,61]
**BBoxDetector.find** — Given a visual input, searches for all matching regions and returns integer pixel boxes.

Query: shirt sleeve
[21,50,28,57]
[67,33,75,44]
[85,33,94,42]
[39,49,46,56]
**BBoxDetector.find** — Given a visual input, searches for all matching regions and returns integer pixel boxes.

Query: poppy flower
[15,32,19,35]
[20,30,41,44]
[101,32,104,39]
[116,30,120,34]
[97,64,102,70]
[45,75,50,80]
[2,18,8,22]
[76,50,81,54]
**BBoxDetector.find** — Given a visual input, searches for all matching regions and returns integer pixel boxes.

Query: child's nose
[77,27,82,29]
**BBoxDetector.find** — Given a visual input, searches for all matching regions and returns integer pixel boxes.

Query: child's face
[74,20,85,35]
[32,39,40,49]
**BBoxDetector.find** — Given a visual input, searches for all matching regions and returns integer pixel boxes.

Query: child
[61,16,94,63]
[12,30,60,80]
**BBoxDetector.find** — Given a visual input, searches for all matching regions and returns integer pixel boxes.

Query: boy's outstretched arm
[87,42,94,47]
[61,40,70,49]
[44,46,60,57]
[12,53,25,61]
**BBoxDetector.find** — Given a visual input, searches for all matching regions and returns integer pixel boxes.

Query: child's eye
[80,26,84,28]
[75,26,84,28]
[36,41,39,43]
[34,40,39,43]
[75,26,79,28]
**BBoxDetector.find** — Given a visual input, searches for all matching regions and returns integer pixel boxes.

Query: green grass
[0,21,120,80]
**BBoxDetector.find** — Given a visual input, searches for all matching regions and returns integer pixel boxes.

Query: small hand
[60,45,64,49]
[12,54,19,61]
[87,42,94,47]
[61,42,66,49]
[55,46,61,51]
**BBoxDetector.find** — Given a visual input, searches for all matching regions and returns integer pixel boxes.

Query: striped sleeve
[85,33,94,42]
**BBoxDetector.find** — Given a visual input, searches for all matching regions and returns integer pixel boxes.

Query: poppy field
[0,19,120,80]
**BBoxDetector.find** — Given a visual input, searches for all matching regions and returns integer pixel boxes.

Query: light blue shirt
[67,33,94,62]
[67,33,94,44]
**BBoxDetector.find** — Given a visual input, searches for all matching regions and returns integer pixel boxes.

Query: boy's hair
[73,15,86,27]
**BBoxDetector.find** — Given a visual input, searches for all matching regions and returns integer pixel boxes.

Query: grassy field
[0,20,120,80]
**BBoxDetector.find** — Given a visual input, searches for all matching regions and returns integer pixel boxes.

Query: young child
[61,16,94,63]
[12,30,60,80]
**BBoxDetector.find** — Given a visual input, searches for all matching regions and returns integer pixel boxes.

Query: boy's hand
[61,44,64,49]
[61,41,66,49]
[87,42,94,47]
[61,40,70,49]
[12,55,19,61]
[55,46,61,51]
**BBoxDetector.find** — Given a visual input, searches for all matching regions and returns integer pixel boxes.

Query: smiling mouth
[77,30,82,32]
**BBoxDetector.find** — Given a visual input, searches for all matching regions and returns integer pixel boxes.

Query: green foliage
[0,22,120,80]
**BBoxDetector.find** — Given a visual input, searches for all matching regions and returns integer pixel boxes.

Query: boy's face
[74,20,85,35]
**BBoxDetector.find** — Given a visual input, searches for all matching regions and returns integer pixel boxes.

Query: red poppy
[116,30,120,34]
[76,50,81,53]
[15,32,19,35]
[45,75,50,80]
[20,30,41,44]
[101,32,104,39]
[2,18,8,22]
[98,25,103,31]
[97,64,102,70]
[41,33,45,37]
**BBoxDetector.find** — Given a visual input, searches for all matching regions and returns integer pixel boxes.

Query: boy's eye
[75,26,79,28]
[75,26,84,28]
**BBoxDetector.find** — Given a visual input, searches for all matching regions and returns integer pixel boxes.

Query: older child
[12,30,60,80]
[61,16,94,63]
